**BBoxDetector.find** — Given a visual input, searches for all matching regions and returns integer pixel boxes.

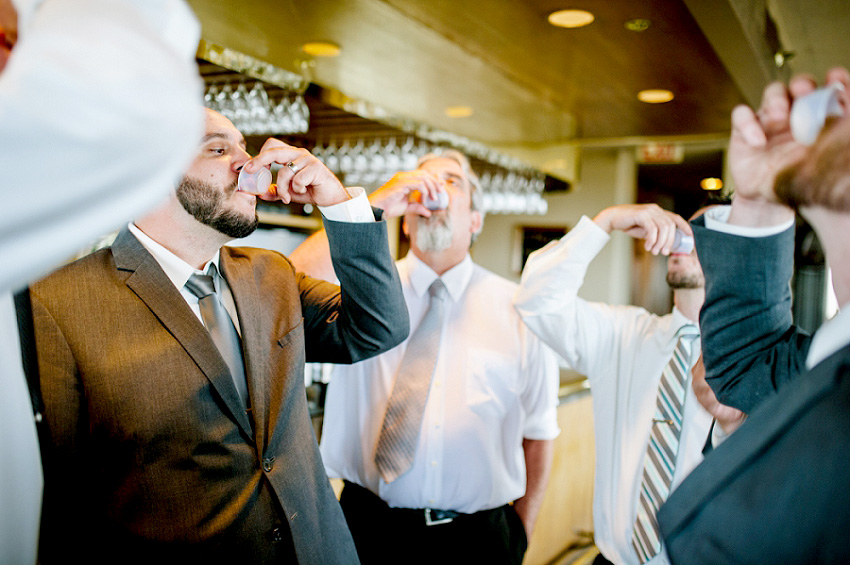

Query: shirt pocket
[465,348,520,418]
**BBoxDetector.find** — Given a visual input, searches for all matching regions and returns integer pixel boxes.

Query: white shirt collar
[405,252,474,303]
[807,304,850,369]
[12,0,46,32]
[670,306,699,338]
[127,222,220,290]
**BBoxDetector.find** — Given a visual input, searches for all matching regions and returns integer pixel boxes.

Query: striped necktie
[632,325,699,562]
[374,279,447,483]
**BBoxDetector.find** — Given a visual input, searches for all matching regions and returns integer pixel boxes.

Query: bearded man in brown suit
[29,109,408,564]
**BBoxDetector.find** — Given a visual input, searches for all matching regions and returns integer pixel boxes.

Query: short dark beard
[666,271,704,290]
[177,176,258,239]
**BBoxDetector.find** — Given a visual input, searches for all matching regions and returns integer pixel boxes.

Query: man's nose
[232,148,252,172]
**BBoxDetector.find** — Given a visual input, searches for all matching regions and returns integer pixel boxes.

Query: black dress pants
[339,481,528,565]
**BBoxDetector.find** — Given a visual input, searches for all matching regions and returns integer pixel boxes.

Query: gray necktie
[374,279,447,483]
[184,264,249,408]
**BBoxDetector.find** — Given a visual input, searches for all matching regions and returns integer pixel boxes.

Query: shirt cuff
[704,205,795,237]
[711,414,746,447]
[318,187,373,223]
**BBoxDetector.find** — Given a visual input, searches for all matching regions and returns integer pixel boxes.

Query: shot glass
[671,229,694,254]
[411,189,449,211]
[422,190,449,210]
[790,82,845,146]
[238,165,273,195]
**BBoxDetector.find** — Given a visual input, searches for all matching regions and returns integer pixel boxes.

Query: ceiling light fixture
[700,177,723,191]
[548,9,595,28]
[625,18,651,32]
[637,89,674,103]
[301,41,341,57]
[445,105,474,118]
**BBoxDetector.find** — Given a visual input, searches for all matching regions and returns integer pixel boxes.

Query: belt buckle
[424,508,453,526]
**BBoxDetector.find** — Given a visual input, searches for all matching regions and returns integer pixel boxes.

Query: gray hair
[417,149,485,239]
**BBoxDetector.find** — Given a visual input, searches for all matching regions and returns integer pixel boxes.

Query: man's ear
[470,210,483,235]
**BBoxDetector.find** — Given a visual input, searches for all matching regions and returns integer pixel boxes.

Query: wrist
[591,209,616,233]
[727,194,795,227]
[323,184,353,207]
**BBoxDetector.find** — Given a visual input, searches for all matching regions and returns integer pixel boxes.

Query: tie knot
[428,279,447,301]
[678,323,699,339]
[185,265,218,299]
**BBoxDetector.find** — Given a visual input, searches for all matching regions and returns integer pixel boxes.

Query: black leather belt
[342,481,467,526]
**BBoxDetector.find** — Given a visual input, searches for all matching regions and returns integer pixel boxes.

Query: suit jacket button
[262,456,275,472]
[271,527,283,543]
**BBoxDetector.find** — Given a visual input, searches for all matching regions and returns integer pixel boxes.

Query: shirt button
[262,457,275,472]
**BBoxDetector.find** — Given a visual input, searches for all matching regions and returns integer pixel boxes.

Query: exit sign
[637,143,684,164]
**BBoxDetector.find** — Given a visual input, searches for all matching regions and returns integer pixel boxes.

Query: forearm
[303,216,408,363]
[694,218,810,412]
[513,438,554,538]
[289,229,336,282]
[514,216,616,372]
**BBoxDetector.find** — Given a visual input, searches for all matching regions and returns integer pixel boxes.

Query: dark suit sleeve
[298,209,409,364]
[693,216,811,413]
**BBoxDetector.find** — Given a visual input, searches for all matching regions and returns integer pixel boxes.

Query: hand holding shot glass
[593,203,693,255]
[364,168,450,219]
[238,138,351,207]
[411,186,449,210]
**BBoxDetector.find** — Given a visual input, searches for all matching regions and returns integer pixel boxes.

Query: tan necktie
[632,325,699,562]
[184,264,249,408]
[374,279,447,483]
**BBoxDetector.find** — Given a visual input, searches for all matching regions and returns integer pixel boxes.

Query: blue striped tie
[632,325,698,562]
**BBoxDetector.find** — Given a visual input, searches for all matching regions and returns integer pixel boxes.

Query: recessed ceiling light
[625,18,651,32]
[301,41,341,57]
[638,89,674,103]
[701,177,723,191]
[445,105,473,118]
[548,9,595,28]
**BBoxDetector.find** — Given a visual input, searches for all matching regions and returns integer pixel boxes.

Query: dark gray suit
[658,218,850,563]
[31,216,408,564]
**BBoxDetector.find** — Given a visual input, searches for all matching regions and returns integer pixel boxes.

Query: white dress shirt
[514,216,713,565]
[0,1,203,562]
[320,252,561,514]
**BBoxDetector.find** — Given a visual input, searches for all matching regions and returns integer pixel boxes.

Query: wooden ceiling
[187,0,850,155]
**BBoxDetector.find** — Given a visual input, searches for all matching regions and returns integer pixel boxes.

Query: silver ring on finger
[286,161,300,173]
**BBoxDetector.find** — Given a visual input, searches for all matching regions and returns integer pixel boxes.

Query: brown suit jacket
[31,218,407,564]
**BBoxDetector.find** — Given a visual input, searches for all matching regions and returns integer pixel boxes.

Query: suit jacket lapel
[659,344,850,539]
[220,248,268,448]
[111,229,254,439]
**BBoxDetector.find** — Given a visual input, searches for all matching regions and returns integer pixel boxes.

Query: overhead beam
[683,0,779,107]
